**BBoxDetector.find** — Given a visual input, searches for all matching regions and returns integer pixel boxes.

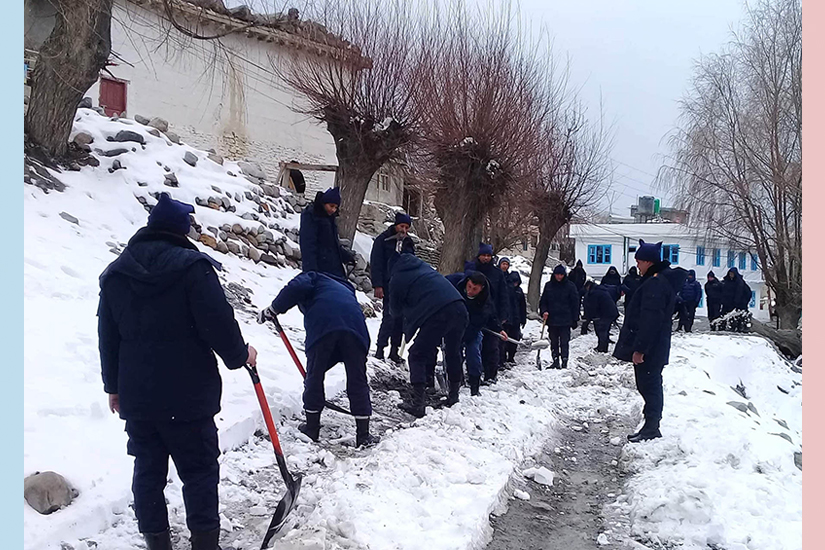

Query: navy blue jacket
[98,228,248,421]
[454,273,501,333]
[622,270,642,304]
[299,192,354,280]
[583,284,619,324]
[601,266,622,287]
[539,274,580,327]
[270,272,369,353]
[679,275,702,303]
[614,261,687,366]
[721,268,752,313]
[390,254,464,340]
[466,258,511,324]
[509,272,528,327]
[569,264,587,293]
[705,278,723,305]
[369,225,415,289]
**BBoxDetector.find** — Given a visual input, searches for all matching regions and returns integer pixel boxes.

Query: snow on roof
[569,223,698,239]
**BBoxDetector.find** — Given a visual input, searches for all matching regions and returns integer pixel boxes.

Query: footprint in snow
[61,265,82,278]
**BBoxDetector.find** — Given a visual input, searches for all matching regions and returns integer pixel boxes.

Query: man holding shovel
[539,265,580,369]
[261,271,379,448]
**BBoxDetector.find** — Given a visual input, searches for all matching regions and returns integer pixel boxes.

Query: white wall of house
[364,168,403,206]
[83,1,338,195]
[569,223,770,320]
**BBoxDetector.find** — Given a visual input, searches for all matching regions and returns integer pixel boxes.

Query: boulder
[59,212,79,225]
[187,227,200,241]
[72,132,94,147]
[164,173,179,188]
[148,117,169,133]
[208,152,224,165]
[261,253,278,266]
[24,471,78,515]
[234,192,242,203]
[227,241,241,255]
[112,130,145,144]
[78,97,93,109]
[199,234,218,250]
[134,114,150,125]
[221,197,231,209]
[166,131,181,145]
[183,151,198,167]
[100,148,129,157]
[232,224,244,234]
[217,241,229,254]
[218,230,228,241]
[147,128,161,138]
[238,161,267,180]
[261,184,280,198]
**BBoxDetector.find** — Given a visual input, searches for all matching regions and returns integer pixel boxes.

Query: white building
[569,223,770,320]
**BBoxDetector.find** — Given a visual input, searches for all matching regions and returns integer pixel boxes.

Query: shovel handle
[246,364,284,457]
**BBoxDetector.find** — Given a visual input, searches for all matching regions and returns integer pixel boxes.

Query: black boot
[143,530,172,550]
[445,382,460,407]
[355,418,380,448]
[469,376,481,396]
[375,346,385,360]
[298,411,321,442]
[398,385,426,418]
[627,418,662,443]
[561,357,568,369]
[388,350,402,364]
[551,357,560,369]
[190,528,221,550]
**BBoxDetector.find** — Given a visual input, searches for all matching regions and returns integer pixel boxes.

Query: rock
[232,224,244,234]
[239,160,267,180]
[100,148,129,157]
[78,97,93,109]
[183,151,198,167]
[135,114,150,125]
[164,173,179,187]
[597,533,609,546]
[148,117,169,133]
[609,437,621,446]
[794,451,802,471]
[93,106,105,115]
[261,184,280,197]
[195,197,208,207]
[221,224,232,232]
[747,402,759,417]
[221,197,231,209]
[207,197,222,210]
[261,253,278,266]
[113,130,145,144]
[59,212,79,225]
[726,401,749,414]
[208,153,224,165]
[241,212,256,221]
[218,231,228,241]
[241,245,249,256]
[199,234,218,250]
[513,489,530,501]
[166,131,181,145]
[750,319,802,359]
[523,467,554,486]
[234,192,242,203]
[207,226,218,237]
[774,418,789,430]
[244,191,254,200]
[360,301,376,318]
[24,471,78,515]
[227,241,241,255]
[110,159,124,172]
[148,128,161,138]
[217,241,229,254]
[72,132,94,147]
[187,227,200,241]
[137,181,148,187]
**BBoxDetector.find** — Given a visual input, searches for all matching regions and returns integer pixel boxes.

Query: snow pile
[615,334,802,550]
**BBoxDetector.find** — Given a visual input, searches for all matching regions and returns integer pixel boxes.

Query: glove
[258,306,277,325]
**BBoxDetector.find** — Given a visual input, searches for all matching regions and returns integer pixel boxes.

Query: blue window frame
[661,244,679,264]
[696,246,706,266]
[751,253,758,271]
[727,250,735,268]
[713,248,721,267]
[739,252,747,270]
[749,291,756,308]
[587,244,612,264]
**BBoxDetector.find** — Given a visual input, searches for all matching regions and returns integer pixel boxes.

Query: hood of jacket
[509,271,522,287]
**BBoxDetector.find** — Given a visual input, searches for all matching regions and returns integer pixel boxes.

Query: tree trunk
[527,218,565,312]
[25,0,113,158]
[775,301,801,330]
[436,200,484,274]
[336,160,379,244]
[750,319,801,359]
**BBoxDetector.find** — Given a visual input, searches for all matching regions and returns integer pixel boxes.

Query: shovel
[535,316,548,370]
[259,312,353,416]
[245,364,302,548]
[482,327,522,345]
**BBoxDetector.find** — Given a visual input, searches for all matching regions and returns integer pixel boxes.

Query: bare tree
[415,1,553,274]
[272,0,428,242]
[526,101,613,311]
[660,0,801,328]
[26,0,113,158]
[484,191,536,256]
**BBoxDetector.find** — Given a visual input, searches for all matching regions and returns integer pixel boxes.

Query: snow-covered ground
[24,111,801,550]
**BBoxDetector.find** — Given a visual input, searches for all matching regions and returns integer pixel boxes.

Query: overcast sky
[509,0,747,215]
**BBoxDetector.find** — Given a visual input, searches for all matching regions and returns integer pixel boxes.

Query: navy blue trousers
[305,330,372,417]
[548,325,571,359]
[126,417,220,534]
[594,319,612,352]
[409,301,468,387]
[634,362,664,421]
[376,292,403,353]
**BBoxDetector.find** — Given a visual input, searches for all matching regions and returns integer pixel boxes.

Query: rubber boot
[143,530,172,550]
[551,357,560,370]
[355,418,380,448]
[445,382,460,407]
[375,346,385,360]
[469,376,481,397]
[398,384,426,418]
[561,357,568,369]
[190,528,221,550]
[298,411,321,442]
[627,418,662,443]
[388,348,402,364]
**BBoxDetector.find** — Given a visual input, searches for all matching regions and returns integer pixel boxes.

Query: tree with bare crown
[525,101,613,311]
[660,0,801,328]
[415,1,552,274]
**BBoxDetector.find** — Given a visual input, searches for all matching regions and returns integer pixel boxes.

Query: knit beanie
[634,239,662,263]
[321,187,341,205]
[148,193,194,235]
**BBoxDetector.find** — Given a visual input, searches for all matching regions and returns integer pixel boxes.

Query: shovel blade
[260,474,303,549]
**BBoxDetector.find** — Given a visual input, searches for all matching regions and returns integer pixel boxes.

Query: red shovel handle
[276,328,307,378]
[246,365,284,457]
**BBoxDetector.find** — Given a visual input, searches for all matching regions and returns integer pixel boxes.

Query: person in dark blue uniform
[299,187,354,280]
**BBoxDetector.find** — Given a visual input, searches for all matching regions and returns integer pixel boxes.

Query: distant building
[569,222,769,320]
[629,196,689,224]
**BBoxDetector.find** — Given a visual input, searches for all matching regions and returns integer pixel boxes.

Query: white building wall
[85,1,338,194]
[570,224,770,320]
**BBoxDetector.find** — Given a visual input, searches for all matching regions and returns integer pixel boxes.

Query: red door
[99,77,127,116]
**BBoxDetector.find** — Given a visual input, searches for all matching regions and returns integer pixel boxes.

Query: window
[99,77,127,117]
[751,253,758,271]
[739,252,747,271]
[713,248,721,267]
[587,244,612,264]
[662,244,679,264]
[378,173,390,192]
[749,291,756,308]
[696,246,705,266]
[727,249,735,268]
